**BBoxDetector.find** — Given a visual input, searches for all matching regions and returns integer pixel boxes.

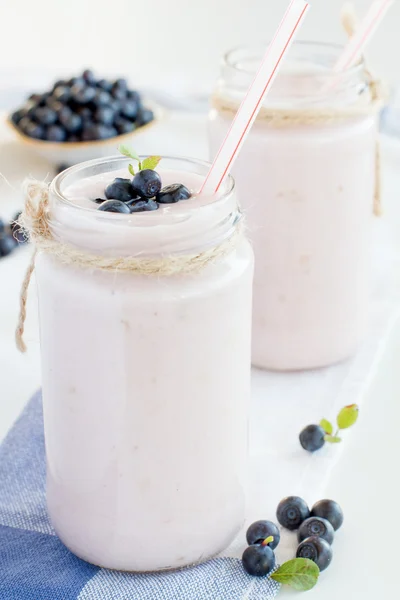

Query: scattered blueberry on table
[94,145,193,214]
[297,517,335,545]
[0,212,28,259]
[276,496,310,530]
[299,424,326,452]
[242,496,343,590]
[296,536,333,572]
[10,70,155,142]
[299,404,360,453]
[242,541,276,577]
[311,499,344,531]
[246,520,280,549]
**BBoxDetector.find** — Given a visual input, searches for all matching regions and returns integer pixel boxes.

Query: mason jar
[35,155,254,571]
[209,42,378,370]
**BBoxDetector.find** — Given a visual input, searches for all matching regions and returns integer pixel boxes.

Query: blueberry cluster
[96,170,192,214]
[242,497,343,577]
[10,70,154,142]
[0,212,27,258]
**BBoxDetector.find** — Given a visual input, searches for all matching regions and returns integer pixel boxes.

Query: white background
[0,0,399,88]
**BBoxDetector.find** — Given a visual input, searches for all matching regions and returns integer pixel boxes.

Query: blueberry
[157,183,191,204]
[112,81,127,100]
[114,78,128,90]
[93,89,112,107]
[28,93,42,103]
[276,496,310,531]
[71,84,96,105]
[94,106,115,126]
[59,107,82,133]
[11,109,26,125]
[52,85,71,103]
[46,125,67,142]
[55,164,69,175]
[19,118,45,140]
[137,108,154,127]
[299,424,326,452]
[120,99,138,121]
[242,544,276,577]
[82,69,96,85]
[68,76,85,87]
[37,93,51,107]
[52,79,67,90]
[298,517,334,545]
[132,170,162,198]
[311,499,344,531]
[45,97,64,113]
[98,200,131,214]
[68,135,80,142]
[32,107,57,126]
[297,536,333,572]
[0,234,17,257]
[0,219,5,233]
[127,90,142,105]
[114,117,135,135]
[129,199,159,212]
[97,79,113,92]
[81,123,97,141]
[93,124,117,140]
[10,212,27,244]
[246,520,280,549]
[105,178,136,202]
[76,107,92,121]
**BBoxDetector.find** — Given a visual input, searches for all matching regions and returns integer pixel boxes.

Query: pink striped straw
[200,0,310,195]
[334,0,393,72]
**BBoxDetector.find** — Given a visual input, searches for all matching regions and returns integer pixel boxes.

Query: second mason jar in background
[209,42,378,371]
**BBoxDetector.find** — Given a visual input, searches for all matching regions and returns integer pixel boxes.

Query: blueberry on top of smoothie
[132,170,162,199]
[98,199,131,214]
[95,146,194,214]
[157,183,191,204]
[105,178,136,202]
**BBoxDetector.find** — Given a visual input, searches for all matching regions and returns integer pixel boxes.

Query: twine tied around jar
[15,181,243,353]
[212,4,385,217]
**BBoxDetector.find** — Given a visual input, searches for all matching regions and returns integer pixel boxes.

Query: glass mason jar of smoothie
[34,156,254,571]
[209,42,378,370]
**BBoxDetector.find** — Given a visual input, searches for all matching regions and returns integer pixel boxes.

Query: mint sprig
[271,558,319,591]
[118,144,161,176]
[321,404,359,444]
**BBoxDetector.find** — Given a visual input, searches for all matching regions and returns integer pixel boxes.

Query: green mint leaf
[337,404,359,430]
[324,434,342,444]
[118,144,141,162]
[141,155,162,171]
[271,558,319,591]
[128,164,135,177]
[320,419,333,435]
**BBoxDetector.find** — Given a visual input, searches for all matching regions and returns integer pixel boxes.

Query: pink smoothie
[36,158,254,571]
[209,45,377,370]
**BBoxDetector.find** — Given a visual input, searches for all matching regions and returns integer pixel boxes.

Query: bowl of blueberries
[8,69,159,166]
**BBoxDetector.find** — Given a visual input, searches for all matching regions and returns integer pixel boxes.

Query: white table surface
[1,115,400,598]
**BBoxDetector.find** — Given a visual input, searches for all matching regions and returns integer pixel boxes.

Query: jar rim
[50,154,235,220]
[223,41,364,79]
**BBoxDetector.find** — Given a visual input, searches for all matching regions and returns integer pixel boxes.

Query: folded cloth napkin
[0,392,280,600]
